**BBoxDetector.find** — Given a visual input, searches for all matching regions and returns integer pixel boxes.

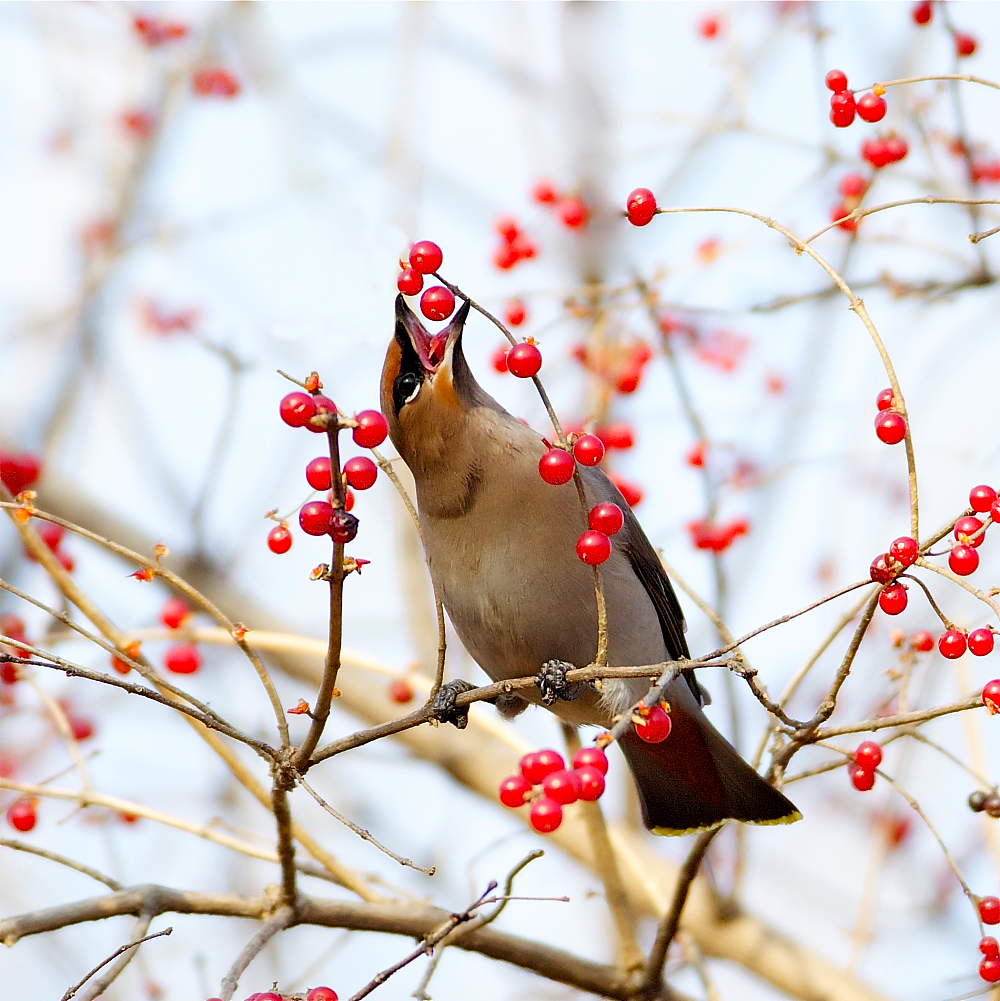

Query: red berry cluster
[133,14,188,45]
[862,134,909,169]
[498,745,609,833]
[571,338,653,395]
[238,988,337,1001]
[870,534,919,613]
[625,187,658,227]
[492,216,538,271]
[531,180,589,230]
[396,241,456,322]
[873,387,907,444]
[577,501,624,566]
[849,740,883,791]
[193,68,241,99]
[0,451,42,496]
[980,900,1000,982]
[688,517,750,553]
[826,71,887,128]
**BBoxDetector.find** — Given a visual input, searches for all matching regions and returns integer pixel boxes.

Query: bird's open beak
[393,295,470,378]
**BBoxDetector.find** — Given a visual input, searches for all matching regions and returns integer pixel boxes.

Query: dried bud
[130,567,154,582]
[231,623,248,641]
[304,372,323,393]
[153,542,170,561]
[287,699,311,715]
[331,510,359,544]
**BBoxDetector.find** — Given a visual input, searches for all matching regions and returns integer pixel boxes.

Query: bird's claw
[431,679,477,729]
[537,659,586,706]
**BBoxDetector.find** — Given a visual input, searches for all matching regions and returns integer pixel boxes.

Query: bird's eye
[394,371,422,411]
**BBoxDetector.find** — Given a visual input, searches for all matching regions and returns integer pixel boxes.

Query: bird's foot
[431,679,478,729]
[537,660,586,706]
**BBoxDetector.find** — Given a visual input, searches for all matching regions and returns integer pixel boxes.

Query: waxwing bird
[381,295,800,834]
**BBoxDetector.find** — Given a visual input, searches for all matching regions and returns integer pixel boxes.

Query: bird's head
[381,294,489,472]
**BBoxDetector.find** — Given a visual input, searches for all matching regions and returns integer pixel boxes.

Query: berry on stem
[7,798,37,831]
[939,629,968,659]
[409,241,443,275]
[542,768,582,804]
[506,342,542,378]
[855,741,883,770]
[353,410,389,449]
[970,485,997,513]
[280,392,317,428]
[491,345,509,374]
[878,583,908,615]
[538,448,576,485]
[956,32,978,57]
[981,958,1000,984]
[161,598,191,630]
[307,989,339,1001]
[954,516,986,547]
[635,706,672,743]
[306,395,337,433]
[420,286,456,322]
[330,510,359,544]
[825,69,849,92]
[529,796,563,833]
[870,554,896,584]
[982,937,1000,958]
[911,630,934,652]
[876,387,895,411]
[875,411,907,444]
[344,456,378,490]
[573,434,605,466]
[982,679,1000,713]
[849,765,875,791]
[505,299,527,327]
[267,524,293,555]
[306,457,333,491]
[912,0,932,24]
[299,501,335,536]
[889,536,919,566]
[969,628,996,657]
[830,91,856,127]
[572,745,609,774]
[533,179,558,203]
[949,544,979,576]
[520,749,565,784]
[576,530,612,565]
[857,92,887,123]
[165,644,201,675]
[589,502,624,536]
[981,897,1000,925]
[498,775,532,808]
[626,187,658,226]
[397,268,423,296]
[575,765,607,801]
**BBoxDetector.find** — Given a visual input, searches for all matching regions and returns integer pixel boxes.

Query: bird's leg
[431,679,478,729]
[537,659,588,706]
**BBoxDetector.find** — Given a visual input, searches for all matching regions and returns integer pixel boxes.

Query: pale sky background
[2,3,1000,1000]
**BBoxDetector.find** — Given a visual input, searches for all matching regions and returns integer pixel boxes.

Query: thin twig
[61,925,171,1001]
[219,906,294,1001]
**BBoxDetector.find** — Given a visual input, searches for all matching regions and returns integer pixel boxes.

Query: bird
[381,294,800,834]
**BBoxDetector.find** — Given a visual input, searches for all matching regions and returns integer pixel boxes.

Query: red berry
[280,391,317,428]
[884,135,909,163]
[267,524,293,555]
[955,516,986,548]
[573,434,605,467]
[498,774,532,808]
[855,741,883,770]
[493,243,519,270]
[397,268,423,296]
[542,768,582,805]
[939,629,968,659]
[496,216,520,242]
[306,457,333,491]
[305,395,337,433]
[890,536,919,566]
[505,299,527,327]
[616,366,643,394]
[825,69,849,92]
[7,798,37,832]
[70,715,94,741]
[613,475,643,508]
[857,92,887,123]
[299,500,334,536]
[698,14,721,38]
[538,448,575,485]
[193,68,241,98]
[558,197,589,229]
[575,765,607,801]
[506,342,542,378]
[949,544,979,576]
[870,554,896,584]
[876,387,895,411]
[829,91,856,127]
[533,179,559,204]
[911,630,934,652]
[912,0,932,24]
[409,240,443,275]
[0,452,43,495]
[307,989,339,1001]
[388,678,413,703]
[635,706,672,743]
[832,202,857,232]
[626,187,658,226]
[576,530,612,566]
[980,958,1000,983]
[330,509,359,544]
[879,583,908,615]
[956,32,977,57]
[165,644,201,675]
[969,628,996,657]
[521,749,565,785]
[981,897,1000,925]
[875,411,907,444]
[161,597,190,630]
[970,485,997,513]
[529,796,563,833]
[353,410,388,449]
[596,423,635,450]
[344,456,377,491]
[981,937,1000,958]
[840,173,868,198]
[572,745,609,774]
[982,679,1000,713]
[491,345,509,373]
[420,286,456,322]
[850,765,876,791]
[589,502,624,536]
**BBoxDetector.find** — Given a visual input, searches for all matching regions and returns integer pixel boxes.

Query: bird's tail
[619,703,800,835]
